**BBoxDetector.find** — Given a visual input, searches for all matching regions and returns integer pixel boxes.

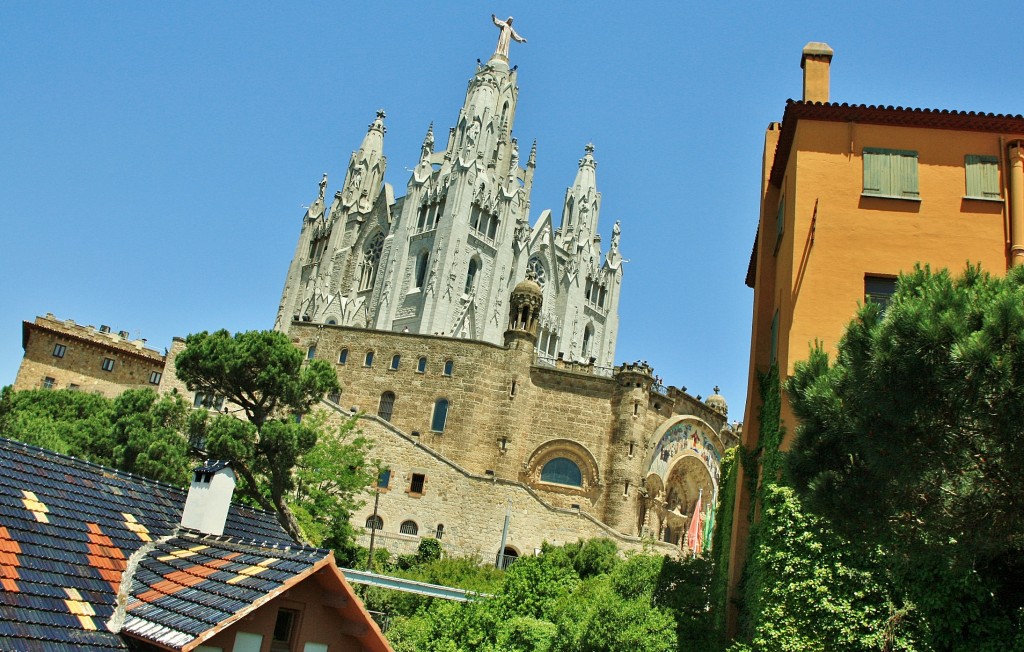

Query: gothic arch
[644,415,725,498]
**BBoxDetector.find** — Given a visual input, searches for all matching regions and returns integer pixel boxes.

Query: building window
[68,384,80,391]
[272,609,298,649]
[307,345,316,360]
[415,251,429,289]
[862,148,919,199]
[364,351,374,367]
[540,457,583,487]
[409,473,426,494]
[365,515,383,530]
[101,357,115,372]
[865,275,898,312]
[390,354,401,370]
[965,155,1000,199]
[194,393,225,411]
[42,377,55,390]
[431,399,449,432]
[338,348,348,364]
[442,359,453,377]
[52,344,66,358]
[417,356,427,373]
[527,256,546,287]
[581,325,594,358]
[327,390,341,404]
[435,523,445,539]
[464,257,480,295]
[378,468,391,489]
[378,391,396,421]
[769,309,779,366]
[399,520,419,536]
[774,196,785,253]
[149,371,162,385]
[359,232,384,291]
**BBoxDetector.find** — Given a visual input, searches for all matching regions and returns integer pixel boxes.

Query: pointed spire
[421,122,435,162]
[527,140,537,168]
[359,109,387,156]
[342,110,388,211]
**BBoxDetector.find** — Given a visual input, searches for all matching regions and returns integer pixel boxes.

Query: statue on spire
[491,15,526,59]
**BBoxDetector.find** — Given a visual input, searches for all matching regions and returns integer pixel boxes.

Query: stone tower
[275,22,625,370]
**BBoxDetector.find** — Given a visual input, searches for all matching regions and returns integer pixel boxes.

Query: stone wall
[13,315,165,398]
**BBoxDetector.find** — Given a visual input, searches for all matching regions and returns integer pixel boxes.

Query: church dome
[513,274,543,297]
[705,386,728,416]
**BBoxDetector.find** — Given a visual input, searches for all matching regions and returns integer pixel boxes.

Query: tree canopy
[786,264,1024,646]
[175,329,353,544]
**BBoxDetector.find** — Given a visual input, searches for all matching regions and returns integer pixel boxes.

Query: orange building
[728,42,1024,630]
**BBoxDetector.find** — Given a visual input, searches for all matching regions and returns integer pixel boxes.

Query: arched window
[464,258,480,295]
[497,546,518,569]
[443,359,453,376]
[435,523,445,539]
[417,357,427,373]
[365,515,383,530]
[487,213,499,240]
[540,457,583,487]
[338,348,348,364]
[306,346,316,360]
[431,398,449,432]
[364,351,374,367]
[415,251,429,289]
[326,318,337,325]
[582,325,594,358]
[400,520,419,536]
[391,354,401,370]
[359,232,384,291]
[378,391,395,421]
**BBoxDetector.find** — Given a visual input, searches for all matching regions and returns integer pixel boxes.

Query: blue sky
[3,2,1023,419]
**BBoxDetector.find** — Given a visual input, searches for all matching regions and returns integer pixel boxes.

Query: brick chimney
[801,42,834,103]
[181,461,235,536]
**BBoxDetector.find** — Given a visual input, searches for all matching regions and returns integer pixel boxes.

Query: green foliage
[0,387,191,485]
[175,329,356,544]
[384,539,708,652]
[709,446,738,645]
[786,264,1024,648]
[174,329,339,429]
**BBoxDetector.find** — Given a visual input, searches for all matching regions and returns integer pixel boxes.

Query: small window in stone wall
[391,354,401,370]
[443,359,453,376]
[149,371,162,385]
[409,473,426,494]
[339,348,348,364]
[307,345,316,360]
[378,391,395,421]
[52,344,66,358]
[101,357,115,372]
[431,399,449,432]
[42,377,55,390]
[364,351,374,367]
[417,357,427,373]
[365,515,383,530]
[378,468,391,489]
[435,523,445,539]
[400,520,419,535]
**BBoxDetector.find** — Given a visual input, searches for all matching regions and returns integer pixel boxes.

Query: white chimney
[181,461,236,536]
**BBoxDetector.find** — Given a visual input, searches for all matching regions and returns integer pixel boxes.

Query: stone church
[273,19,736,560]
[274,19,621,369]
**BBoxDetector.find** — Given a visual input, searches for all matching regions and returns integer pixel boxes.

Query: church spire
[340,110,388,213]
[558,144,601,249]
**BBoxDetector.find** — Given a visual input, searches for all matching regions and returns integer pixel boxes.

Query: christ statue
[491,15,526,59]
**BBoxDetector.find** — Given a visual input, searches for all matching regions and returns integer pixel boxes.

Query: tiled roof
[0,437,310,651]
[768,100,1024,188]
[120,531,327,650]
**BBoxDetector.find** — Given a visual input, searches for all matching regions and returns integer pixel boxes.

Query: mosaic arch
[641,416,724,546]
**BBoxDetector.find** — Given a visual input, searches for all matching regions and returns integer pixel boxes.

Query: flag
[702,501,715,554]
[686,490,703,555]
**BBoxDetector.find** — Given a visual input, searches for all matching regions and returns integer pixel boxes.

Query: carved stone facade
[270,29,735,558]
[275,42,622,369]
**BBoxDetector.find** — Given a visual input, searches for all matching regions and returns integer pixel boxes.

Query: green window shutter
[769,309,779,366]
[965,155,1000,199]
[863,148,887,195]
[894,150,919,198]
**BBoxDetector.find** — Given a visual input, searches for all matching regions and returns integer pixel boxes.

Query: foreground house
[0,437,392,652]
